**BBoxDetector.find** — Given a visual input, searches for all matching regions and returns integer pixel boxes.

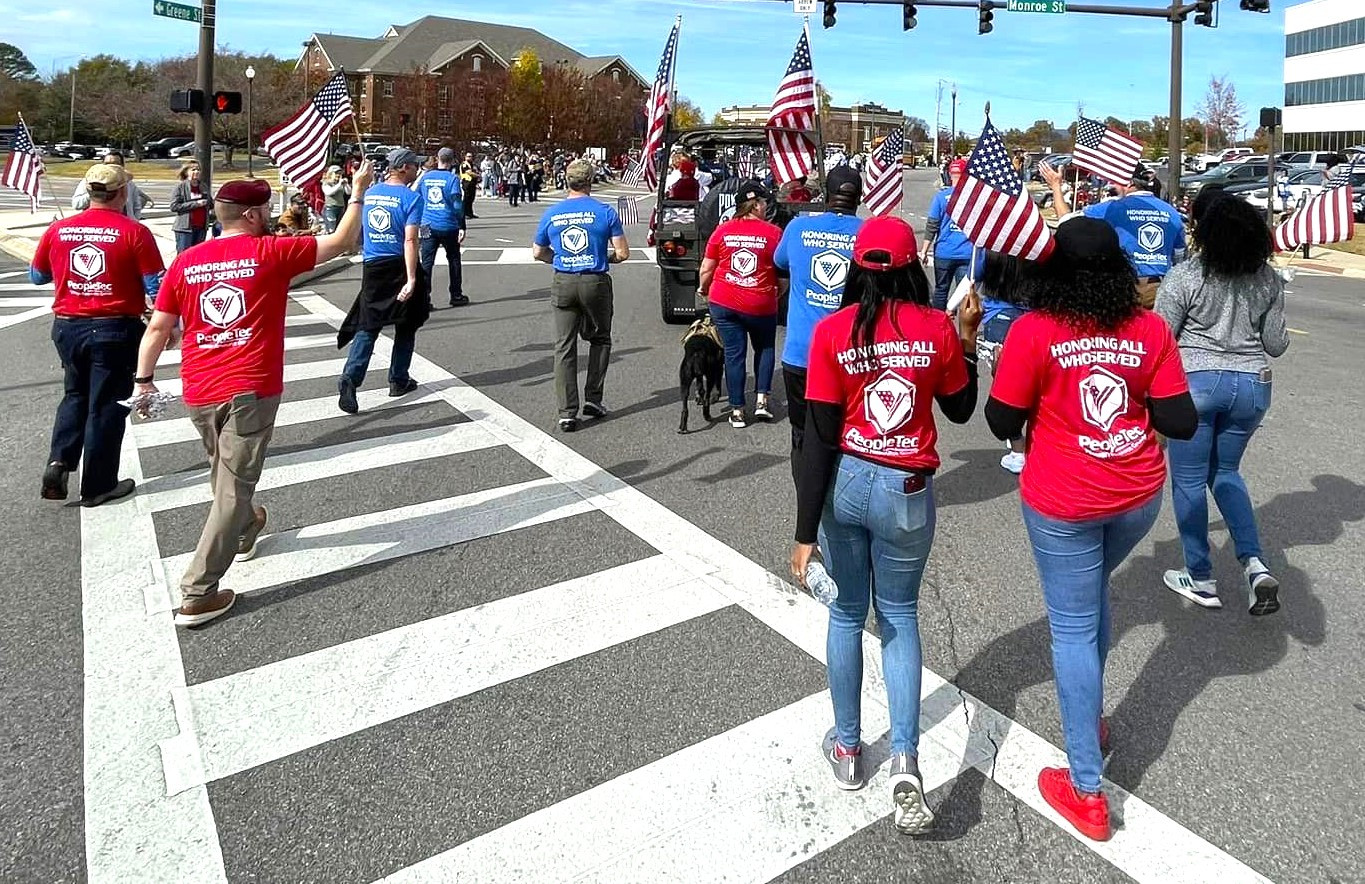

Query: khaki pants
[180,393,280,599]
[551,271,613,418]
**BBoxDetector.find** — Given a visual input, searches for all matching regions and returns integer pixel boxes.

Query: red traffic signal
[213,91,242,114]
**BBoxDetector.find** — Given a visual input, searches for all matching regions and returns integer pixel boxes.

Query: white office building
[1283,0,1365,151]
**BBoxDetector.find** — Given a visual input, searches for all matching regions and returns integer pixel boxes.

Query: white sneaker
[1000,451,1025,474]
[1163,569,1223,609]
[1244,557,1281,616]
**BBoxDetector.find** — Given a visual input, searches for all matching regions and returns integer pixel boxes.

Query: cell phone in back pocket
[1258,367,1272,383]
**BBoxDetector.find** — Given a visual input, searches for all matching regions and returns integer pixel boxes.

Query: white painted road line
[0,281,50,291]
[137,421,501,513]
[131,383,451,448]
[0,296,53,307]
[0,306,51,330]
[151,476,596,611]
[159,556,727,793]
[153,354,389,398]
[154,332,335,368]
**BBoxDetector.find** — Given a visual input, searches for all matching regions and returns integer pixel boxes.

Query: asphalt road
[2,170,1362,883]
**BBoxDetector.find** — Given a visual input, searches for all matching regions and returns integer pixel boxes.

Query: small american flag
[2,118,44,211]
[621,158,645,188]
[1274,164,1355,252]
[948,119,1053,261]
[863,130,905,216]
[737,145,758,179]
[766,30,817,185]
[615,195,640,225]
[1072,117,1144,185]
[261,71,354,189]
[641,19,680,190]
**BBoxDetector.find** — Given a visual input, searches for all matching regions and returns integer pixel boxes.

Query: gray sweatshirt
[1154,256,1290,374]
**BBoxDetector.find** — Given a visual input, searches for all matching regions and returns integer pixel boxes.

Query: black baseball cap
[735,179,771,202]
[826,165,862,198]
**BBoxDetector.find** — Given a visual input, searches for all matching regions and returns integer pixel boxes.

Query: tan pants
[180,393,280,599]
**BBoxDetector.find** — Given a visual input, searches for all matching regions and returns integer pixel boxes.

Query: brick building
[298,16,649,146]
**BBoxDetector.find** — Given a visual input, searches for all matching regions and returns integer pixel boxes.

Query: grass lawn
[37,157,281,183]
[1324,227,1365,257]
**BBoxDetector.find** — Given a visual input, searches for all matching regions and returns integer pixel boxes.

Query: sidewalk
[1275,244,1365,279]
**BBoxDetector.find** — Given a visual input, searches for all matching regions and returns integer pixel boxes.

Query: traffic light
[823,0,836,29]
[1239,0,1269,11]
[978,0,994,35]
[212,91,242,114]
[170,89,204,114]
[903,1,918,30]
[1194,0,1216,27]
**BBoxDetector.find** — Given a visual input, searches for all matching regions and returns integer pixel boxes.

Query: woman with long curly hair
[791,216,981,833]
[1156,193,1289,614]
[985,218,1196,841]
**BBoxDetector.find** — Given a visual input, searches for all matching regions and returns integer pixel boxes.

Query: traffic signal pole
[196,0,216,195]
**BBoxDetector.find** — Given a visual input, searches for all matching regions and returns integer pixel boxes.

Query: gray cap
[565,158,595,188]
[386,147,420,168]
[437,146,456,163]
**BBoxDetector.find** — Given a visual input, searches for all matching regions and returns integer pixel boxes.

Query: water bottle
[805,561,839,607]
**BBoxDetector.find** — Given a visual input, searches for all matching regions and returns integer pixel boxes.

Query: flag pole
[804,15,824,192]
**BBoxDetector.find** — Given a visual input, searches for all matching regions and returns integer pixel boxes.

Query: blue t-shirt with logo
[417,169,463,231]
[927,187,973,261]
[533,196,623,274]
[1083,192,1185,278]
[775,212,863,368]
[362,182,423,262]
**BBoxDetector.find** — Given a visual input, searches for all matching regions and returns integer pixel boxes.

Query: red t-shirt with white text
[33,207,164,318]
[806,302,968,471]
[156,235,318,407]
[989,309,1189,521]
[704,217,783,316]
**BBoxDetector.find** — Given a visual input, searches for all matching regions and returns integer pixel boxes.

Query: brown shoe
[174,590,236,627]
[236,506,268,562]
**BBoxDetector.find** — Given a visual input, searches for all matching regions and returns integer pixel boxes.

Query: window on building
[439,113,451,131]
[1285,16,1365,57]
[473,55,482,73]
[439,85,450,106]
[612,69,620,84]
[1285,73,1365,106]
[360,79,368,98]
[382,80,393,98]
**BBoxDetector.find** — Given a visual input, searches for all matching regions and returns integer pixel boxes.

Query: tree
[672,96,703,130]
[905,116,929,146]
[500,47,545,146]
[1196,75,1245,152]
[1023,119,1058,150]
[709,111,731,127]
[0,43,37,81]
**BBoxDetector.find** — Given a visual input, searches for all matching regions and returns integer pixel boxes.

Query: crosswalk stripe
[152,354,388,397]
[0,269,31,279]
[149,476,595,611]
[158,556,728,793]
[137,421,501,513]
[131,383,449,448]
[154,332,334,368]
[0,282,49,291]
[0,296,52,306]
[0,306,51,330]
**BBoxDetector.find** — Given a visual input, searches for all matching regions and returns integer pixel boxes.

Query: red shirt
[704,217,783,316]
[989,309,1189,521]
[156,235,318,407]
[188,184,208,230]
[33,207,164,318]
[806,302,968,472]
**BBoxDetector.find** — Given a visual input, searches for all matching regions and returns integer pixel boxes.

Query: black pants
[782,363,808,488]
[50,316,142,498]
[420,227,464,303]
[462,181,477,217]
[508,184,522,206]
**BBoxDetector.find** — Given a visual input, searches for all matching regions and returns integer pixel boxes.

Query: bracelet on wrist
[134,374,154,384]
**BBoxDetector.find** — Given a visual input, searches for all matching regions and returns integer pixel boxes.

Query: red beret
[215,178,272,207]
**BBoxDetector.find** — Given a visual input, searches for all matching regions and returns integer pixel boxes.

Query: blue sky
[3,0,1289,132]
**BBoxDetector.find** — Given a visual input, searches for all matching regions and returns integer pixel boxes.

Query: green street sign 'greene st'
[152,0,201,23]
[1007,0,1067,11]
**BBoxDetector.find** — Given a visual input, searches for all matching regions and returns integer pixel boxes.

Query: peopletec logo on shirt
[69,244,105,281]
[561,226,589,254]
[1049,337,1149,459]
[551,211,602,269]
[721,235,768,287]
[368,206,393,234]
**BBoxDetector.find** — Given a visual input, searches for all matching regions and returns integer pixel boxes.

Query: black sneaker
[388,378,419,397]
[449,295,471,307]
[557,417,579,433]
[80,478,136,508]
[582,401,608,419]
[338,377,359,414]
[41,461,69,500]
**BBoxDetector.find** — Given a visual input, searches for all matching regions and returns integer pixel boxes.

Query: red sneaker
[1038,767,1110,841]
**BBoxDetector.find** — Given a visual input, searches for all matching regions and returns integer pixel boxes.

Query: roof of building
[426,39,508,72]
[311,34,383,72]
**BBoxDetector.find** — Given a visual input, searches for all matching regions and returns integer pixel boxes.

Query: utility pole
[1167,1,1184,195]
[934,80,943,165]
[196,0,217,196]
[950,82,957,157]
[68,70,76,143]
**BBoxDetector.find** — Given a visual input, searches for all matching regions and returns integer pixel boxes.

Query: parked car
[1280,151,1348,172]
[1180,160,1270,198]
[1244,169,1365,213]
[1216,147,1253,165]
[144,136,194,158]
[169,142,225,158]
[1029,153,1073,182]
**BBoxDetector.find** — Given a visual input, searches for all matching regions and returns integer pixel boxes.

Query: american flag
[261,71,354,189]
[621,158,645,188]
[1273,165,1355,252]
[766,31,817,185]
[948,119,1053,261]
[737,145,758,179]
[1071,117,1144,185]
[863,130,905,216]
[2,118,44,211]
[640,19,680,190]
[615,195,640,225]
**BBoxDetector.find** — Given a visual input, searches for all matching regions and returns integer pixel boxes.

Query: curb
[0,231,35,263]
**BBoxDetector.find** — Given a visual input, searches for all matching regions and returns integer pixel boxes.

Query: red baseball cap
[853,216,919,270]
[949,158,968,175]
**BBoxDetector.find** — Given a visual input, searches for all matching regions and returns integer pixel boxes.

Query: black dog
[678,324,724,434]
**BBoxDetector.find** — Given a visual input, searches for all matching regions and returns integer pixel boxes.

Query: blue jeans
[1022,493,1162,793]
[342,327,416,387]
[708,303,776,408]
[420,227,464,302]
[932,257,969,310]
[175,228,207,253]
[323,205,344,234]
[1167,370,1270,579]
[818,456,936,756]
[49,316,142,498]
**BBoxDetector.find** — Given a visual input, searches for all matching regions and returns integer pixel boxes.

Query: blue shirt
[1083,192,1185,278]
[362,182,423,262]
[417,169,463,231]
[533,196,623,274]
[774,212,863,368]
[927,187,973,261]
